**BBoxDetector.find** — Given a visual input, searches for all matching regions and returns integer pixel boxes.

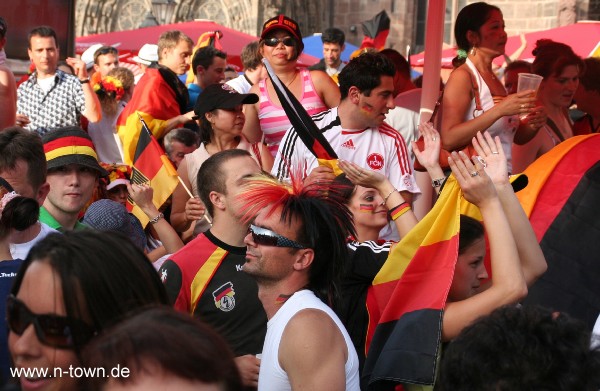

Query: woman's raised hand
[338,159,387,189]
[412,122,442,171]
[471,132,509,186]
[448,150,497,207]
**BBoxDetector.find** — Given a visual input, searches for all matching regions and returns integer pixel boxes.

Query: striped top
[258,68,327,157]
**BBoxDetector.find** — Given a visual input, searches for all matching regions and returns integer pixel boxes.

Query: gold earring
[470,46,477,56]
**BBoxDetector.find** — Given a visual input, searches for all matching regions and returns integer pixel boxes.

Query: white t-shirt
[88,101,126,164]
[10,222,58,260]
[385,88,422,162]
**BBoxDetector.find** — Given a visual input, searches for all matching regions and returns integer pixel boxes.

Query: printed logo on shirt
[213,282,236,312]
[341,139,355,150]
[366,153,384,171]
[160,269,167,283]
[403,176,415,191]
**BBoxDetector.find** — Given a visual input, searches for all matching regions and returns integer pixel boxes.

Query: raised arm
[412,122,446,195]
[280,309,348,391]
[66,57,101,122]
[442,150,527,341]
[472,131,547,286]
[127,183,184,256]
[170,157,206,232]
[242,84,263,143]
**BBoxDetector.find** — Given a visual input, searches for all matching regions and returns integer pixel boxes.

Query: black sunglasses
[263,37,296,47]
[248,224,306,249]
[6,295,96,349]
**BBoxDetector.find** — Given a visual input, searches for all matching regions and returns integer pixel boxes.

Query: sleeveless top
[184,136,263,236]
[258,68,327,157]
[258,289,360,391]
[465,58,519,172]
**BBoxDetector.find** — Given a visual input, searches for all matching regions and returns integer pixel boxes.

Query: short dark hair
[240,41,262,70]
[505,60,531,74]
[438,305,600,390]
[459,214,484,255]
[197,149,252,216]
[82,306,242,391]
[164,128,200,155]
[321,27,345,46]
[192,46,227,76]
[12,231,169,357]
[338,52,396,100]
[0,127,47,193]
[380,48,411,80]
[579,57,600,94]
[93,45,118,64]
[28,25,57,48]
[0,196,39,239]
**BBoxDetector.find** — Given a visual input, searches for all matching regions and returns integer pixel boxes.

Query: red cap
[261,15,304,53]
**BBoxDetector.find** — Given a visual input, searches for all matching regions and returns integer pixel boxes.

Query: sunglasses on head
[248,224,306,249]
[263,37,296,47]
[7,295,96,349]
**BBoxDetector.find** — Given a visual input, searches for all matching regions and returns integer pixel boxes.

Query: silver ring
[520,104,525,109]
[432,137,437,141]
[357,171,363,176]
[470,171,479,177]
[492,151,499,154]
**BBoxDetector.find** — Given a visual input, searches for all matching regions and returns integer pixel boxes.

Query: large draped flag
[517,134,600,329]
[117,68,182,165]
[262,59,341,174]
[362,174,463,390]
[127,114,179,227]
[185,30,224,85]
[360,10,391,50]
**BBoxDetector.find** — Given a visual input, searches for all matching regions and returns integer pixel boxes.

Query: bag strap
[467,68,483,112]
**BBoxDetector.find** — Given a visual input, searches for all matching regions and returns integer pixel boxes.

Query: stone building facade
[75,0,599,54]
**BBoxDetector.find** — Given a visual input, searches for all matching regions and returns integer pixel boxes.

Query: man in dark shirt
[159,149,266,388]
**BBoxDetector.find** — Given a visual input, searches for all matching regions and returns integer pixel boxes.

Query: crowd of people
[0,2,599,390]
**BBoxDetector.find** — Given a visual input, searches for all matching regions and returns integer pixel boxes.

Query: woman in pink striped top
[242,15,340,157]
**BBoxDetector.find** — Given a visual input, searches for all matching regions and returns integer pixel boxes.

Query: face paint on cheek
[359,204,375,213]
[360,103,374,114]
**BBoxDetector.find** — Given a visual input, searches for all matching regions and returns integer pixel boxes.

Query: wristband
[431,177,446,188]
[149,212,164,224]
[388,202,410,221]
[79,77,90,84]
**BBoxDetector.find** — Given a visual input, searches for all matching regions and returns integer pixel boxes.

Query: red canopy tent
[410,21,600,69]
[76,20,319,72]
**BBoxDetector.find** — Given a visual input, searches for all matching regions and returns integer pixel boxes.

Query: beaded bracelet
[383,188,398,204]
[149,212,164,224]
[388,202,410,221]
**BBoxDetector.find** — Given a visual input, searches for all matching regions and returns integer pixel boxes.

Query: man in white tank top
[240,174,360,390]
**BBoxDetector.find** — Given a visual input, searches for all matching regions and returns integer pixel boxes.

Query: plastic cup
[517,73,543,96]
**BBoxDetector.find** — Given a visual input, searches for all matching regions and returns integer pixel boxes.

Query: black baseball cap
[193,84,259,119]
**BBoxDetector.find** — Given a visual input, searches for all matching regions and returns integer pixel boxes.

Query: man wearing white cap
[132,43,158,84]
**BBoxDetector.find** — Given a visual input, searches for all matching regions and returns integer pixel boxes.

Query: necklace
[284,71,298,87]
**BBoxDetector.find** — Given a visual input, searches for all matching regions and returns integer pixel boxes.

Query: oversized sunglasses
[263,37,296,47]
[7,295,96,349]
[248,224,306,249]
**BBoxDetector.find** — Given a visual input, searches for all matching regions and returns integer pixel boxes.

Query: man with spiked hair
[239,173,360,390]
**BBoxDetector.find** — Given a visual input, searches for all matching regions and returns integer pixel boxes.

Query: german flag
[185,30,224,85]
[360,10,391,50]
[127,114,179,227]
[362,174,470,390]
[117,68,183,165]
[518,134,600,329]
